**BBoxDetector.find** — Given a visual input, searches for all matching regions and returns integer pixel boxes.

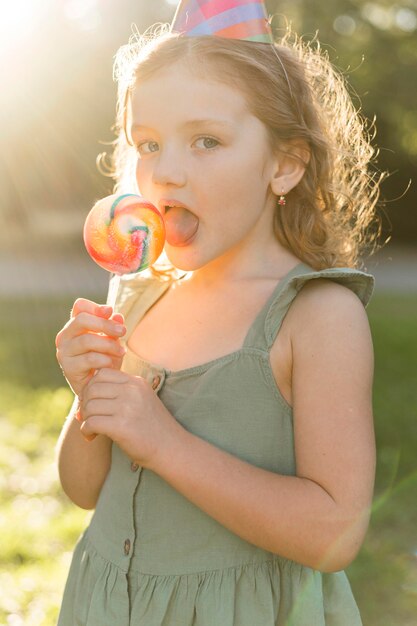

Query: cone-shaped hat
[171,0,273,43]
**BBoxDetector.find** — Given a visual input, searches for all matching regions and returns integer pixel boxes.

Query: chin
[164,244,208,272]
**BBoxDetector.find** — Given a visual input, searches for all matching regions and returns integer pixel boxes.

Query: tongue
[164,207,199,246]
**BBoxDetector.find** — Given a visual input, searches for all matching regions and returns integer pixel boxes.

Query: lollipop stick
[75,273,120,441]
[106,273,121,309]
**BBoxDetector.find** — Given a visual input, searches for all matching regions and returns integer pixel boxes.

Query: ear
[269,140,310,196]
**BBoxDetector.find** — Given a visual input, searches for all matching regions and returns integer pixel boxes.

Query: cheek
[206,169,265,216]
[135,159,151,193]
[199,159,243,202]
[135,158,143,177]
[135,159,142,186]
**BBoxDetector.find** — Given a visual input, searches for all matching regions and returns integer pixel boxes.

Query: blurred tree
[267,0,417,242]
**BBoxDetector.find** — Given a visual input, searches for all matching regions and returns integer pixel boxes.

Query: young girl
[55,1,379,624]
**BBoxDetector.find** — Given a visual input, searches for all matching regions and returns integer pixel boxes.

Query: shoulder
[287,277,374,395]
[290,275,370,316]
[288,277,373,348]
[269,277,373,406]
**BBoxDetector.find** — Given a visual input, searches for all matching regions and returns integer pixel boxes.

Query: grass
[0,292,416,624]
[349,294,417,626]
[0,383,91,625]
[0,295,93,625]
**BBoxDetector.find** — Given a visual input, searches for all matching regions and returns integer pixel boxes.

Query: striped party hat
[170,0,273,44]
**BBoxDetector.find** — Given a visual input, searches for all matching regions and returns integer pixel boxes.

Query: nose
[152,145,186,188]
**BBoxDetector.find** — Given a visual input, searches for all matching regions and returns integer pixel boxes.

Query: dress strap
[243,263,375,351]
[112,273,173,344]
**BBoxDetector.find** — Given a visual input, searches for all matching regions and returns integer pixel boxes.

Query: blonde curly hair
[99,23,385,275]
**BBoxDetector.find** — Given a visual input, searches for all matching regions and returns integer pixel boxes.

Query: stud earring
[278,191,286,206]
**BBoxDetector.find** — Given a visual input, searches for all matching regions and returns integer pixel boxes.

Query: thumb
[79,417,98,442]
[82,431,97,443]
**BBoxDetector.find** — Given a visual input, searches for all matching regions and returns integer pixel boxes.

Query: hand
[78,368,184,469]
[55,298,127,398]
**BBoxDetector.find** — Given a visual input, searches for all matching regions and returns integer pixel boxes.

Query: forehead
[129,61,251,127]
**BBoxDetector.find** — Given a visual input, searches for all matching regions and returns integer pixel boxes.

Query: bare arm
[148,281,375,572]
[55,298,126,509]
[56,398,112,509]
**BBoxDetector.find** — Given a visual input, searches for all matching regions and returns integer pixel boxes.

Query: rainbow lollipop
[79,193,165,438]
[84,193,165,275]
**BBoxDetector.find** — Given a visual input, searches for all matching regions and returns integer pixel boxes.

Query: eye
[136,141,159,155]
[193,136,220,150]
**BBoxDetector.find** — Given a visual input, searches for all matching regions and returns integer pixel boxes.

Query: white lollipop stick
[106,273,121,309]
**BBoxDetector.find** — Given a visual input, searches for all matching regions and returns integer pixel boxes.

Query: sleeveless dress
[57,261,374,626]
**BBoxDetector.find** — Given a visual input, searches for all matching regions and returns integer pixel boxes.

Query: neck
[185,238,301,290]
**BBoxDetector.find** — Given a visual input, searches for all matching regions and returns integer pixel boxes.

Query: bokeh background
[0,1,416,624]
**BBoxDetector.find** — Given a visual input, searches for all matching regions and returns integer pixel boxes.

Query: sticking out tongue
[164,207,199,247]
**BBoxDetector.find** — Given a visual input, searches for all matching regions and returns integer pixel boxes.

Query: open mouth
[163,206,199,247]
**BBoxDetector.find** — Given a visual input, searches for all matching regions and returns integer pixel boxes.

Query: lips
[158,199,192,215]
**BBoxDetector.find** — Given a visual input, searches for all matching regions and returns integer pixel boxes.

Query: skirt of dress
[57,530,363,626]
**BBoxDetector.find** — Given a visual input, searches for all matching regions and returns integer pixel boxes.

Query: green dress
[57,262,374,626]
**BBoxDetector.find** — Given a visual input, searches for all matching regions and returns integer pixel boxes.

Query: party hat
[171,0,273,44]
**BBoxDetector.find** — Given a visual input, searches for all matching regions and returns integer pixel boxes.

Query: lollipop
[84,193,165,276]
[79,194,165,437]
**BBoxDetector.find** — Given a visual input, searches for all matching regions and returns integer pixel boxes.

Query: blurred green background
[0,1,416,624]
[1,0,416,253]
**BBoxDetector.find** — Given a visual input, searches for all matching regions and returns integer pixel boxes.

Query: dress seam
[84,530,130,574]
[126,345,273,378]
[83,531,290,577]
[128,555,289,577]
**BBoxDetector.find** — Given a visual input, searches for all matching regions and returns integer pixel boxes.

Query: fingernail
[115,324,125,334]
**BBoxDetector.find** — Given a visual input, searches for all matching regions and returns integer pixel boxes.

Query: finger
[80,415,114,439]
[111,312,125,325]
[56,313,126,346]
[71,313,126,338]
[91,367,130,385]
[71,299,114,319]
[76,412,98,441]
[63,352,117,378]
[82,398,116,418]
[82,381,120,401]
[65,333,126,359]
[82,432,98,442]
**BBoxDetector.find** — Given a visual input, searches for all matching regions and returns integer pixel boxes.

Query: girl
[55,1,379,624]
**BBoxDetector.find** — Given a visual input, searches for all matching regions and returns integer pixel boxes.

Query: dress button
[124,539,131,556]
[152,375,161,390]
[130,461,139,472]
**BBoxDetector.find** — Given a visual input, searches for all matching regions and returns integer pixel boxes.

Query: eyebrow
[130,119,234,133]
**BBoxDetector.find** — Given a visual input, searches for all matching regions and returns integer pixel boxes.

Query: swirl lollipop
[84,193,165,305]
[84,193,165,274]
[78,193,165,438]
